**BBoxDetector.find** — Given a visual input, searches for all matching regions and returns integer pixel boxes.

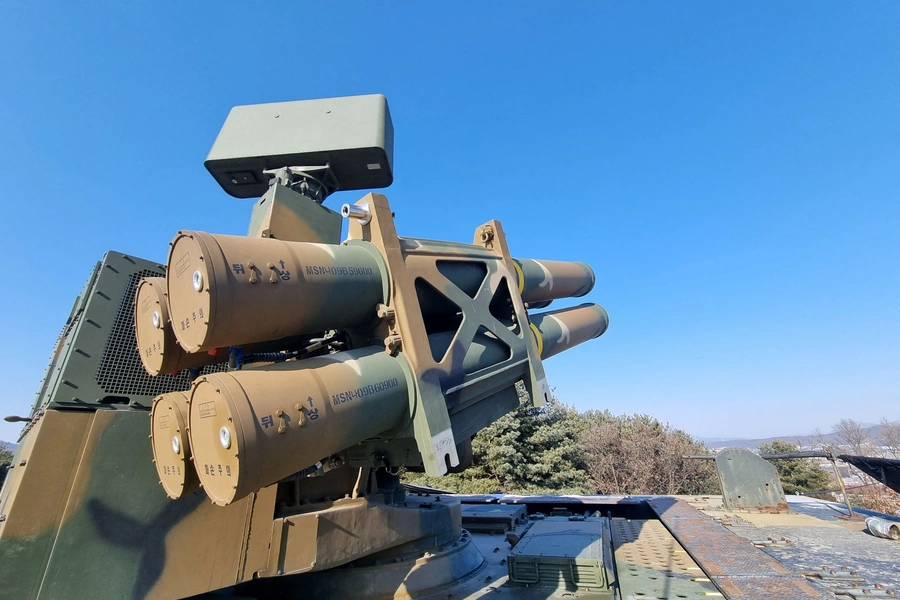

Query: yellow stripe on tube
[529,322,544,357]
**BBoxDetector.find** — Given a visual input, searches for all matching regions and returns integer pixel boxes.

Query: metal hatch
[508,517,610,593]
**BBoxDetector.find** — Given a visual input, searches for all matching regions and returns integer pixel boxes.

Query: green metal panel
[611,516,722,600]
[30,261,101,415]
[246,182,343,243]
[508,518,609,592]
[715,448,788,511]
[38,252,218,412]
[0,411,95,600]
[205,94,394,198]
[36,410,203,600]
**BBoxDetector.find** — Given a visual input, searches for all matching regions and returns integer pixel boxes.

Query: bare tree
[580,412,717,495]
[833,418,871,455]
[809,427,830,452]
[878,418,900,459]
[832,418,880,488]
[580,415,624,494]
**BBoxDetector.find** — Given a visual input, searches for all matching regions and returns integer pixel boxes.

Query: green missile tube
[421,256,596,305]
[166,231,387,352]
[424,303,609,369]
[165,230,595,353]
[188,303,608,505]
[513,259,595,304]
[188,346,414,505]
[528,303,609,360]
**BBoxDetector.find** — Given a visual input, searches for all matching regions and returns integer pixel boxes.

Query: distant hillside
[701,423,885,451]
[1,441,18,453]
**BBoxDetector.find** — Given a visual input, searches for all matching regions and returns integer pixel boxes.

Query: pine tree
[758,440,831,494]
[404,385,591,494]
[0,442,13,489]
[403,385,720,495]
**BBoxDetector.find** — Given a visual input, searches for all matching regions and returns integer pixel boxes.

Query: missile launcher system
[1,94,897,600]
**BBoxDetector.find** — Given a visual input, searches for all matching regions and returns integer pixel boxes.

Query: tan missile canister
[513,259,596,304]
[150,391,200,499]
[529,303,610,360]
[167,231,386,353]
[188,347,413,506]
[135,277,223,376]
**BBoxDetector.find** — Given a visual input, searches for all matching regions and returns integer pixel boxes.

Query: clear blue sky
[1,2,898,443]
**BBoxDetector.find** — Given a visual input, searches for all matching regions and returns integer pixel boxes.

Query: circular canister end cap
[167,231,215,353]
[135,278,172,376]
[150,391,199,499]
[136,276,219,375]
[188,376,242,506]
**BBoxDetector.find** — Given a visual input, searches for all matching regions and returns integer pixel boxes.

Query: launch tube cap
[135,277,218,375]
[150,391,200,499]
[188,374,250,506]
[135,278,174,375]
[166,231,218,352]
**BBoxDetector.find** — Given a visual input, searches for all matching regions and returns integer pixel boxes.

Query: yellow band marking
[513,260,525,295]
[529,322,544,357]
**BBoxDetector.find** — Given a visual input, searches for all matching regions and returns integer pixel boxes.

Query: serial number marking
[433,430,455,455]
[305,265,374,276]
[174,252,191,277]
[332,378,399,405]
[198,402,217,419]
[157,415,171,429]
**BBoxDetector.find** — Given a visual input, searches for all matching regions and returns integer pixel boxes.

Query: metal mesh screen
[95,270,225,397]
